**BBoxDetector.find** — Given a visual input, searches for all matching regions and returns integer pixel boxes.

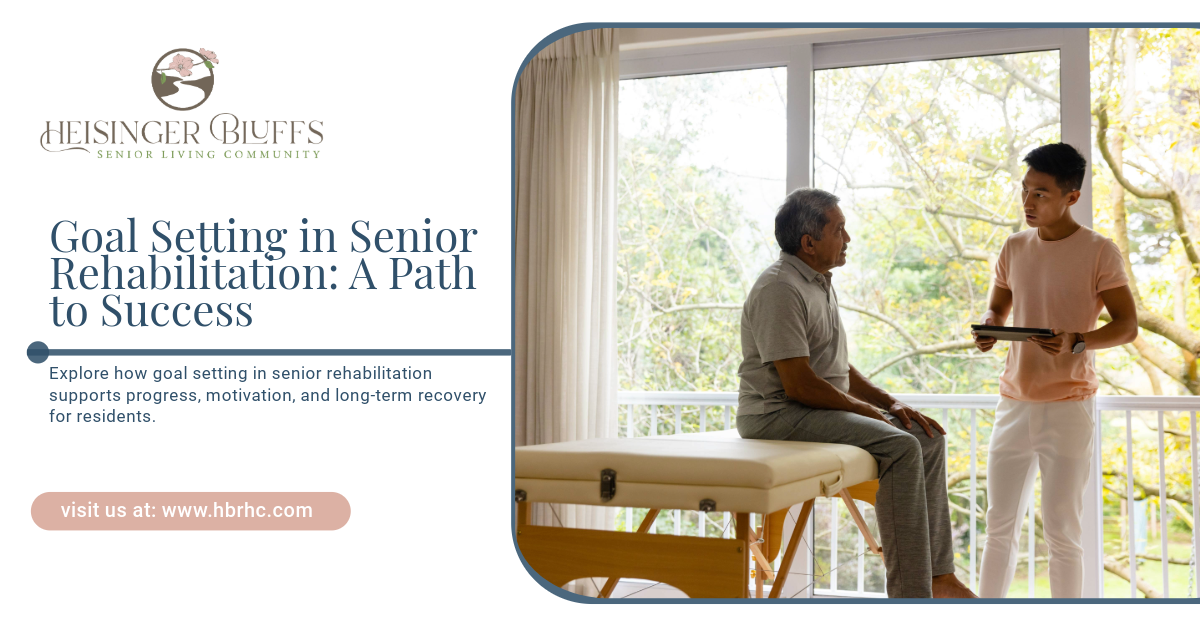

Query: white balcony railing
[616,391,1200,599]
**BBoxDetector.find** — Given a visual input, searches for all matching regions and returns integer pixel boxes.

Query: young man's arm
[1029,285,1139,354]
[848,365,945,438]
[974,284,1014,354]
[773,356,888,424]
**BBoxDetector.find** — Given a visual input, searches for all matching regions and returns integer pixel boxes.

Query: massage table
[515,429,881,598]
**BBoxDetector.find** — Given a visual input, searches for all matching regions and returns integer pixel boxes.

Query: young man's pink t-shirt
[994,226,1129,402]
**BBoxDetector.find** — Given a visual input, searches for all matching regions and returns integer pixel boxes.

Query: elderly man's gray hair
[775,188,840,255]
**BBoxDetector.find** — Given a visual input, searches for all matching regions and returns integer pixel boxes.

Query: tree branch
[814,154,918,194]
[1108,552,1193,567]
[1097,106,1200,272]
[1015,116,1061,145]
[1126,132,1177,189]
[1123,158,1171,189]
[930,213,993,262]
[947,469,986,490]
[632,285,744,316]
[1122,345,1163,395]
[1100,120,1145,306]
[1132,333,1195,394]
[1097,107,1171,200]
[1102,310,1200,367]
[924,204,1021,227]
[969,152,1003,170]
[987,57,1060,103]
[829,68,889,196]
[943,63,1004,99]
[1099,371,1140,396]
[947,500,984,519]
[840,303,920,350]
[1103,557,1163,598]
[1103,472,1193,505]
[866,340,978,378]
[948,187,1021,226]
[1132,310,1200,358]
[655,302,743,314]
[846,181,916,191]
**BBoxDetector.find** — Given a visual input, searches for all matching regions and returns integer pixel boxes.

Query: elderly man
[736,188,976,598]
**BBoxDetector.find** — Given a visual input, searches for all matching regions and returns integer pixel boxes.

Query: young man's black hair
[1022,142,1087,192]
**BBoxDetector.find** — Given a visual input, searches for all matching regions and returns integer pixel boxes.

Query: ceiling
[619,28,858,50]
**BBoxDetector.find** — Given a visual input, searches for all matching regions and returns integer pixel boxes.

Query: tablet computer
[971,325,1055,342]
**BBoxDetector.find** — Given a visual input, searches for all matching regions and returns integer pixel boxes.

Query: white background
[0,1,1195,626]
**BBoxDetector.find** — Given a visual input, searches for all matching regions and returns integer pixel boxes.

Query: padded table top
[515,430,878,513]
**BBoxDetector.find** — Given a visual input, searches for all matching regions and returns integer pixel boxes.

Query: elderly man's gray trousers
[737,404,955,598]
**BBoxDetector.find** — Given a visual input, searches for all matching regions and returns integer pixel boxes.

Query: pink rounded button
[32,492,350,530]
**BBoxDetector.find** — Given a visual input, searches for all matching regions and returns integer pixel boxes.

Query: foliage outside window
[616,29,1198,597]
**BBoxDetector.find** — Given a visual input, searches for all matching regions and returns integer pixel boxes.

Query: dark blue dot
[27,341,49,364]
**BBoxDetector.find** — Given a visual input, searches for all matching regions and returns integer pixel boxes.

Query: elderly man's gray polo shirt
[737,252,850,416]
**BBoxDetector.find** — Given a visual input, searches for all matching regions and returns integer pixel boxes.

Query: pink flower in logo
[171,54,194,77]
[199,48,219,64]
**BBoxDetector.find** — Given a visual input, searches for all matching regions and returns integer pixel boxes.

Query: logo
[151,48,219,111]
[41,46,325,159]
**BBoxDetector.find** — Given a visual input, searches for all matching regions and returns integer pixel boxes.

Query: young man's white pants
[978,397,1094,598]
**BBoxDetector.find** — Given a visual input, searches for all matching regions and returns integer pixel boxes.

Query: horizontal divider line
[45,349,511,357]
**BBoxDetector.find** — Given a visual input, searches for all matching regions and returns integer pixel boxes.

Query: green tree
[617,32,1198,595]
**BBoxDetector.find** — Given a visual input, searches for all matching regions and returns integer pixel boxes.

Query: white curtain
[514,28,619,564]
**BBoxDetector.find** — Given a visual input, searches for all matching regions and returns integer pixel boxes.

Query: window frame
[617,26,1101,598]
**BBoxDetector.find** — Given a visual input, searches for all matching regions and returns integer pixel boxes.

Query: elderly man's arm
[848,366,945,438]
[774,357,888,424]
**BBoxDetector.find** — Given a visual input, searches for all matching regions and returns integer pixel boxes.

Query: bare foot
[932,574,977,598]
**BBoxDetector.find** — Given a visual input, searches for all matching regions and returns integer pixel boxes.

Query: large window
[814,51,1059,394]
[810,50,1060,596]
[614,28,1199,599]
[618,68,786,398]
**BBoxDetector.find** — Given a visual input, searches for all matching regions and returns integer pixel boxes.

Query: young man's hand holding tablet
[970,324,1055,342]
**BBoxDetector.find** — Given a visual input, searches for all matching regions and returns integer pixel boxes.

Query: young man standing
[975,143,1138,597]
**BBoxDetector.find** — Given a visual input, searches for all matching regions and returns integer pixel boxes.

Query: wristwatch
[1071,333,1086,354]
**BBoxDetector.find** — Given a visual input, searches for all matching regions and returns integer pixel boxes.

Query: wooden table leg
[839,489,882,555]
[597,508,660,599]
[768,499,814,599]
[736,513,751,598]
[518,524,746,598]
[746,527,776,580]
